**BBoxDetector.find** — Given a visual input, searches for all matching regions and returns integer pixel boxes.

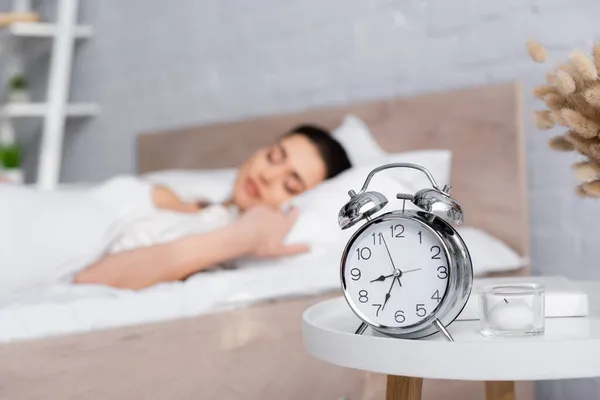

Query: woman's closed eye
[284,177,304,195]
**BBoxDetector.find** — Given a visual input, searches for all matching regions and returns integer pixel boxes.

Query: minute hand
[380,235,401,286]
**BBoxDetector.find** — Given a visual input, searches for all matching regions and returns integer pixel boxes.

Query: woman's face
[233,134,327,210]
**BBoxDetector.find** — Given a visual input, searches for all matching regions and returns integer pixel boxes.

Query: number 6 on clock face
[341,213,451,331]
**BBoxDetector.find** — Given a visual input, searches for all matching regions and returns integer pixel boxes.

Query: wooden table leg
[485,381,516,400]
[386,375,423,400]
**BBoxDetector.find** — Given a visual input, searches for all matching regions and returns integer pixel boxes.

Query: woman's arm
[74,205,308,290]
[75,224,247,289]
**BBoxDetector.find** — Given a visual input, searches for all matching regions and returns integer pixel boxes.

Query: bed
[0,81,531,399]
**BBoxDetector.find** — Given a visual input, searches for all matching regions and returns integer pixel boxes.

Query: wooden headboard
[137,82,530,258]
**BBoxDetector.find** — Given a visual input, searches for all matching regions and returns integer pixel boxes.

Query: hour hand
[381,277,397,311]
[382,293,391,309]
[370,273,394,283]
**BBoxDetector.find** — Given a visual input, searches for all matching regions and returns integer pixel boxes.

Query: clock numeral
[356,247,372,260]
[390,224,405,238]
[372,303,382,317]
[416,304,427,317]
[431,290,442,302]
[437,266,448,279]
[359,290,369,303]
[372,232,383,245]
[350,268,361,281]
[418,231,422,244]
[430,245,441,259]
[394,310,405,323]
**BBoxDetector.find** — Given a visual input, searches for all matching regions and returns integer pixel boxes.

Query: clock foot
[434,318,455,342]
[354,322,368,335]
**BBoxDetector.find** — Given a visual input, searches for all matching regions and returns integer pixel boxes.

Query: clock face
[342,216,450,329]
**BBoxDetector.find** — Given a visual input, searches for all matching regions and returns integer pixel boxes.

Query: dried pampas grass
[529,40,600,197]
[580,181,600,197]
[565,131,600,163]
[590,142,600,161]
[576,184,589,197]
[561,109,599,138]
[570,49,598,81]
[573,161,600,182]
[533,85,558,99]
[535,110,555,129]
[527,40,548,63]
[569,92,599,120]
[543,93,568,113]
[555,69,576,94]
[564,131,592,157]
[584,85,600,108]
[548,135,574,151]
[559,64,586,91]
[546,72,558,86]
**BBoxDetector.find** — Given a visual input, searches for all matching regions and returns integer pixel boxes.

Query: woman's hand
[234,205,309,258]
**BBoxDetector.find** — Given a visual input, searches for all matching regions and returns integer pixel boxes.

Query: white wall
[13,0,600,397]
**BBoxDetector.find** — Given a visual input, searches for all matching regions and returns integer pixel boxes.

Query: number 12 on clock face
[342,217,450,329]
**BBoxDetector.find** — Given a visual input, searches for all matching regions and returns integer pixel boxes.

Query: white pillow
[381,149,452,191]
[332,114,385,165]
[238,224,526,279]
[456,226,528,276]
[283,163,416,248]
[141,169,237,203]
[244,163,522,278]
[332,114,451,189]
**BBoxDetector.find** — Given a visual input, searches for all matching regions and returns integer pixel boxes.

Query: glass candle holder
[477,283,545,338]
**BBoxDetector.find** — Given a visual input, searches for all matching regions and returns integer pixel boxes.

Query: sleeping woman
[0,125,351,295]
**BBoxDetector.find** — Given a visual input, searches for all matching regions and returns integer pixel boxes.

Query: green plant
[0,144,22,169]
[8,74,28,91]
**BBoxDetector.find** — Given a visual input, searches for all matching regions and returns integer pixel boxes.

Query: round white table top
[302,292,600,381]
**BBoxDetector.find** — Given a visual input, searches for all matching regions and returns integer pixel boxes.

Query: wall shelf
[0,0,98,190]
[0,102,100,118]
[6,22,94,39]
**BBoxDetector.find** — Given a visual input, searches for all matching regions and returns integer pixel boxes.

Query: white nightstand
[302,281,600,400]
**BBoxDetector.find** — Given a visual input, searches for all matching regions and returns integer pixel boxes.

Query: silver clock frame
[340,209,473,340]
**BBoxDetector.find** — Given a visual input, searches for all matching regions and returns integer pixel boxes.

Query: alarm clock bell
[338,163,465,230]
[338,190,388,230]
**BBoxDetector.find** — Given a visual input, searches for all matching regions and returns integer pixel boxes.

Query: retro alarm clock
[338,163,473,342]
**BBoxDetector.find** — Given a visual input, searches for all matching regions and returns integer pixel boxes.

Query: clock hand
[369,267,418,284]
[402,268,422,274]
[370,273,394,283]
[380,234,398,274]
[380,235,405,286]
[381,276,398,311]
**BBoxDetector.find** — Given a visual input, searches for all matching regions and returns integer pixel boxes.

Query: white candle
[488,299,534,331]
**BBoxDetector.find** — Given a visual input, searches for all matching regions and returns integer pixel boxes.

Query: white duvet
[0,176,345,342]
[0,176,157,297]
[0,254,342,342]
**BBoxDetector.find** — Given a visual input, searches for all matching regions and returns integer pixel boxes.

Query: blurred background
[0,1,599,397]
